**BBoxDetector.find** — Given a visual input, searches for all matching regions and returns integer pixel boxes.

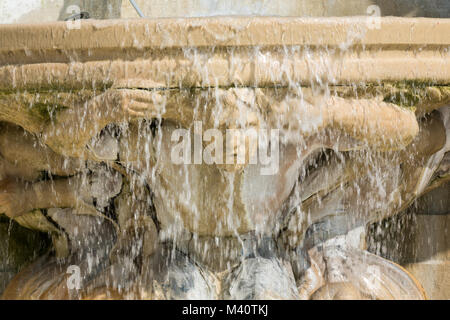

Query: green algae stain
[29,102,67,123]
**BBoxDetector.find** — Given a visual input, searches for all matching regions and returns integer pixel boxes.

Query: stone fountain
[0,1,449,300]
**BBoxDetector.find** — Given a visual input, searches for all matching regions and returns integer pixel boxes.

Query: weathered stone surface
[223,257,299,300]
[0,17,449,93]
[3,0,448,25]
[298,243,426,300]
[367,181,450,299]
[58,0,122,20]
[0,15,448,300]
[120,0,449,19]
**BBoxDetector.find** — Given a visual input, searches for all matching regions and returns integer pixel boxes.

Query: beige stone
[0,17,449,93]
[299,244,427,300]
[0,15,449,300]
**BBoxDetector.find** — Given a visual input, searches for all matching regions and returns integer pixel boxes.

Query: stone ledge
[1,17,449,51]
[0,17,449,91]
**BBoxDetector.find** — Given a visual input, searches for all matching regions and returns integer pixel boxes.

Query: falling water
[0,0,449,300]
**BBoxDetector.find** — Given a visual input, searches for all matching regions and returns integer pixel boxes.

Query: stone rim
[0,17,449,91]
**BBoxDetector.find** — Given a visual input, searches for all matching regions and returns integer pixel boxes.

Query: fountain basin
[0,16,449,300]
[0,17,449,89]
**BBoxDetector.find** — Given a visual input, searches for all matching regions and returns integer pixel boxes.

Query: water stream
[0,0,448,300]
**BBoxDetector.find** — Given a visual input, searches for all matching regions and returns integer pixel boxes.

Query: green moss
[331,81,449,110]
[0,82,112,95]
[28,102,67,123]
[1,82,449,121]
